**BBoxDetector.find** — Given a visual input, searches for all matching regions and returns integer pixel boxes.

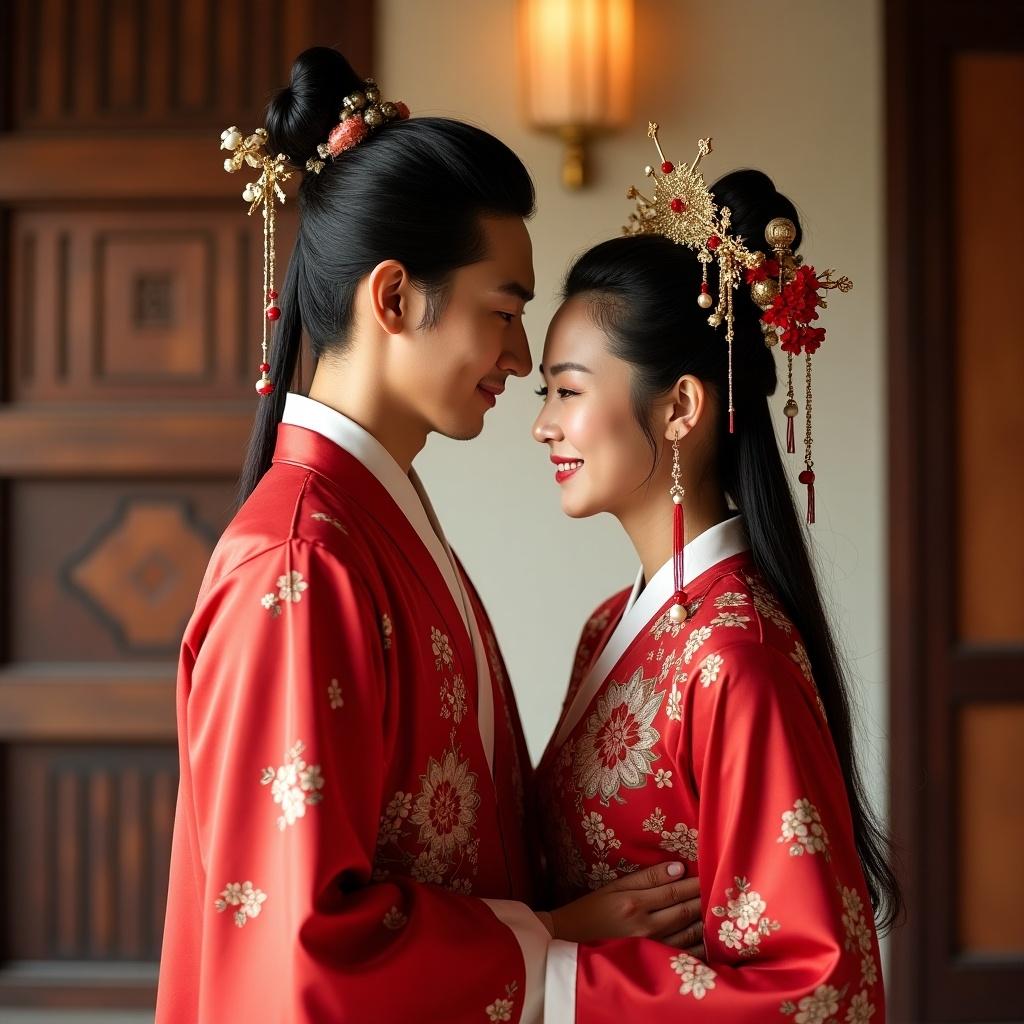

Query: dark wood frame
[887,1,1024,1019]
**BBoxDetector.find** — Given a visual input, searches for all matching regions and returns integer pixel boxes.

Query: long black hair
[563,170,902,934]
[237,46,535,504]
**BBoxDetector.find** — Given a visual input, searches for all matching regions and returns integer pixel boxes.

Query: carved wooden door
[0,2,370,1011]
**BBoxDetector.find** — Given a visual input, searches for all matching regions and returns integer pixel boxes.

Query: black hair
[238,46,535,503]
[563,169,902,934]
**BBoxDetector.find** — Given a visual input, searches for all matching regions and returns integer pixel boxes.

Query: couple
[156,46,898,1024]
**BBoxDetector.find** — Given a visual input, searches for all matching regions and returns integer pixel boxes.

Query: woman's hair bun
[710,169,803,257]
[265,47,363,169]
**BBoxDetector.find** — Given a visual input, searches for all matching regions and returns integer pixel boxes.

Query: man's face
[392,215,535,440]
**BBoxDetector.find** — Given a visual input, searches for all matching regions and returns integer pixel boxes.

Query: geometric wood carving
[65,498,216,651]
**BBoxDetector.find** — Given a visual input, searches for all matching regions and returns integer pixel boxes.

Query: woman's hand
[542,861,705,957]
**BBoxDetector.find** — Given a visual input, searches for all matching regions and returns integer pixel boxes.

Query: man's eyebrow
[497,281,535,303]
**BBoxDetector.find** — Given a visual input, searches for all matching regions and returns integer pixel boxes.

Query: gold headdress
[220,126,292,396]
[624,123,852,523]
[304,78,410,174]
[219,80,408,397]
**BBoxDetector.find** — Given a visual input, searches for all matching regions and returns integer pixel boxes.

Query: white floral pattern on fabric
[430,626,454,670]
[682,625,714,664]
[840,884,874,955]
[845,990,876,1024]
[790,640,813,681]
[411,749,481,862]
[699,653,724,687]
[710,612,751,629]
[310,511,348,533]
[260,592,281,617]
[382,906,408,930]
[655,768,673,788]
[742,570,794,633]
[714,592,750,608]
[642,807,667,834]
[573,666,664,805]
[860,954,878,987]
[214,880,267,928]
[711,876,781,959]
[659,820,699,861]
[486,982,518,1022]
[276,571,308,603]
[260,741,324,831]
[439,673,468,724]
[670,952,717,999]
[327,678,343,710]
[666,681,683,723]
[780,984,843,1023]
[778,798,831,857]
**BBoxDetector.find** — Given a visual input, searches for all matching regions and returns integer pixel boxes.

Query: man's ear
[366,260,411,335]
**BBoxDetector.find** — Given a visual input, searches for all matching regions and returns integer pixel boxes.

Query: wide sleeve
[162,538,549,1023]
[547,640,884,1023]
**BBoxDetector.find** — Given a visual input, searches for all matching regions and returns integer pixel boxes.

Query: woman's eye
[497,311,515,323]
[556,388,579,399]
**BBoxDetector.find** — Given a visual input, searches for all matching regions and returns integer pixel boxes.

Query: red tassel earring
[668,433,688,624]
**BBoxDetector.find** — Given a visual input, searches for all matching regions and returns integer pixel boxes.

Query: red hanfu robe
[156,395,549,1024]
[535,516,885,1022]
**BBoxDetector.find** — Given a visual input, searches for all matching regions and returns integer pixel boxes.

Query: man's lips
[477,381,505,408]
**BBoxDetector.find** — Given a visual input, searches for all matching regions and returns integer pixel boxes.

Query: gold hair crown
[624,123,852,523]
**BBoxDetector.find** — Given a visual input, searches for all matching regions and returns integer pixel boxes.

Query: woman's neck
[617,479,733,590]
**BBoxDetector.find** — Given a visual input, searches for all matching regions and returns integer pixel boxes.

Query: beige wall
[380,0,886,818]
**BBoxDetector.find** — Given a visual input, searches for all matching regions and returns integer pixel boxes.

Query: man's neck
[307,357,428,473]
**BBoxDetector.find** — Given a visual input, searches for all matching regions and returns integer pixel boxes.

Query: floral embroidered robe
[535,517,885,1022]
[156,396,549,1024]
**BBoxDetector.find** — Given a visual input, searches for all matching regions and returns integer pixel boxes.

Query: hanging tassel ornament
[784,354,798,453]
[220,125,292,397]
[798,354,816,524]
[668,434,689,623]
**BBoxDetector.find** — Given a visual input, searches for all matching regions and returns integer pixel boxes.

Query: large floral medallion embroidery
[214,880,267,928]
[260,740,324,831]
[573,665,664,805]
[778,797,831,858]
[669,952,716,999]
[711,876,781,959]
[374,745,481,893]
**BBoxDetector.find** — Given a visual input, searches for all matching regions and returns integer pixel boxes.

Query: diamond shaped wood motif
[67,499,215,651]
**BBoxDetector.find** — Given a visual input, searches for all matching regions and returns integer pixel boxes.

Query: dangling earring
[668,433,688,624]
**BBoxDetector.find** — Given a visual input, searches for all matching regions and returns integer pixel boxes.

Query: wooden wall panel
[9,209,298,402]
[10,483,232,661]
[7,744,179,962]
[954,53,1024,645]
[0,0,373,1010]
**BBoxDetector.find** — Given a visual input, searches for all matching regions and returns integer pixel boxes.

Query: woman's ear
[662,375,706,441]
[365,259,412,335]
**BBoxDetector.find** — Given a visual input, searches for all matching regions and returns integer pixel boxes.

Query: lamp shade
[520,0,634,131]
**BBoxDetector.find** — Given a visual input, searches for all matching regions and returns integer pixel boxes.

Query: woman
[156,48,701,1024]
[531,164,900,1020]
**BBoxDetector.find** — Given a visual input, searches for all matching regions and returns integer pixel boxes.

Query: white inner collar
[553,515,750,750]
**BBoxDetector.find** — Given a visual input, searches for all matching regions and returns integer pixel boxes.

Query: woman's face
[532,295,661,519]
